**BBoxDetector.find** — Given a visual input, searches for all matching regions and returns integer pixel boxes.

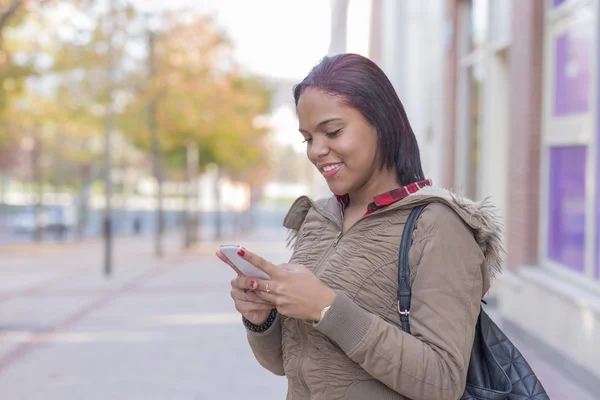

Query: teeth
[323,163,342,172]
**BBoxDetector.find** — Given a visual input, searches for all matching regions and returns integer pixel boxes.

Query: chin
[326,181,348,196]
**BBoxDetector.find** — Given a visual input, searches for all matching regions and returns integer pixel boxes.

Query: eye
[302,137,312,144]
[325,129,342,137]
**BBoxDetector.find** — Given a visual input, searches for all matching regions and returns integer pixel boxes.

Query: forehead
[296,88,346,122]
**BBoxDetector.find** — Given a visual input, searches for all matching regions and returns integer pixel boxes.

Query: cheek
[343,134,378,167]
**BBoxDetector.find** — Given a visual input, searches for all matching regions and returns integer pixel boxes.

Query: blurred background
[0,0,599,399]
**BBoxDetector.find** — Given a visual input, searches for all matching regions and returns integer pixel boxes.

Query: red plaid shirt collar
[335,179,432,217]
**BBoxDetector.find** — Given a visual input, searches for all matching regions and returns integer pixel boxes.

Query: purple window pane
[547,146,587,273]
[597,156,600,278]
[597,31,600,279]
[554,24,593,116]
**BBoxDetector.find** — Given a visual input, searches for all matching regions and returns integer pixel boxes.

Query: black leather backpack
[398,206,550,399]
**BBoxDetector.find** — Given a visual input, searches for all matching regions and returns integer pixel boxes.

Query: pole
[215,168,221,239]
[147,27,164,257]
[104,0,115,277]
[33,131,43,243]
[185,142,198,248]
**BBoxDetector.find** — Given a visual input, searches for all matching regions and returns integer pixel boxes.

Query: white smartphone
[219,244,271,280]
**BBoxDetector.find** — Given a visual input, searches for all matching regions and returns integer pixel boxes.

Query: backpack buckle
[397,301,410,316]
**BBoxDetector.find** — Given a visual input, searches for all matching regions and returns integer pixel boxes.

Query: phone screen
[220,245,270,280]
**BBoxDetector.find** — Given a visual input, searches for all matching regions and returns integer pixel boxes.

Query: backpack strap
[397,205,427,334]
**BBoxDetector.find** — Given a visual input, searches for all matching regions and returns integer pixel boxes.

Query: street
[0,230,290,399]
[0,229,597,399]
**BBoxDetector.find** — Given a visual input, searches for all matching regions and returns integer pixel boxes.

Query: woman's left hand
[235,247,335,321]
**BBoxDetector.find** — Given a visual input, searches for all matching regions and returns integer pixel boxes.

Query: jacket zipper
[296,320,311,396]
[295,205,400,394]
[296,212,339,397]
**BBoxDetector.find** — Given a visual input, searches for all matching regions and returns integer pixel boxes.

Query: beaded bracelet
[243,308,278,333]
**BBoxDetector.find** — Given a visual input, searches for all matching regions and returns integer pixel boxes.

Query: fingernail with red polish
[237,248,245,257]
[250,280,257,289]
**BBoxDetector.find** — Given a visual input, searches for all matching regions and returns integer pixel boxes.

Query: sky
[133,0,334,80]
[132,0,372,150]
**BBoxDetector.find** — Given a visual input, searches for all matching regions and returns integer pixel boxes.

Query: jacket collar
[283,186,504,282]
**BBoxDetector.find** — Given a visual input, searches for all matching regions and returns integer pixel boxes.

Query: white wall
[329,0,350,55]
[376,0,446,184]
[496,268,600,383]
[479,50,509,222]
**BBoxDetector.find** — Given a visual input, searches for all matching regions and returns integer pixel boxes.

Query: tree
[0,1,92,185]
[0,0,36,175]
[0,0,56,208]
[0,0,137,240]
[121,16,270,170]
[119,14,271,245]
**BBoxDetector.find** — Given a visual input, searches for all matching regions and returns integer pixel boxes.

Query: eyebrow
[299,118,342,133]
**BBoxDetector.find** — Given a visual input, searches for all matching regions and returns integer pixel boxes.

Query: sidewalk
[484,305,598,399]
[0,232,596,399]
[0,231,291,400]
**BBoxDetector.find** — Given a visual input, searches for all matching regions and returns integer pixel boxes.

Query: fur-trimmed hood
[283,186,505,294]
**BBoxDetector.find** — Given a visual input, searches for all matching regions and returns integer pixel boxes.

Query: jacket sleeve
[246,312,285,376]
[314,203,484,400]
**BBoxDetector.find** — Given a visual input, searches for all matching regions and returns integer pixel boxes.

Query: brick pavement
[0,232,596,399]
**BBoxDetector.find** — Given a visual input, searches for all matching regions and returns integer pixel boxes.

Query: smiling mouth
[320,163,344,179]
[321,163,343,172]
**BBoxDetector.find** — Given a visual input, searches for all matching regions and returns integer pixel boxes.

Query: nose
[308,136,329,161]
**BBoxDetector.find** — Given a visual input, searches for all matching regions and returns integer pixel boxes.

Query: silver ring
[266,283,271,294]
[242,289,248,302]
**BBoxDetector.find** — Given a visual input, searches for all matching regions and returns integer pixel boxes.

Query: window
[553,0,567,8]
[466,64,483,200]
[468,0,489,52]
[542,1,598,284]
[547,146,587,272]
[596,142,600,278]
[489,0,512,45]
[553,24,593,116]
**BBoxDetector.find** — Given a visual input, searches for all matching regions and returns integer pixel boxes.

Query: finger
[231,288,273,305]
[233,276,262,291]
[256,290,278,305]
[235,302,274,313]
[248,278,272,292]
[216,250,243,276]
[237,247,280,278]
[279,263,295,271]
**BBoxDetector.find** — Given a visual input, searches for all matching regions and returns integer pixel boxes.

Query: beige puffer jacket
[246,187,503,400]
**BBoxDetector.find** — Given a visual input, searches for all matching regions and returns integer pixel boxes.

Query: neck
[348,168,399,209]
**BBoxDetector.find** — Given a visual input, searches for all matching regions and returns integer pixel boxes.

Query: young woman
[217,53,502,400]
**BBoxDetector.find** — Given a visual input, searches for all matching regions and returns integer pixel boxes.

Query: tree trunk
[54,129,65,241]
[0,172,6,231]
[214,168,222,240]
[192,171,201,243]
[32,132,43,243]
[0,172,5,205]
[76,164,91,240]
[184,142,198,249]
[148,28,163,258]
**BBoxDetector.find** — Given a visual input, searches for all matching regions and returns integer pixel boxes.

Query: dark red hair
[293,53,425,186]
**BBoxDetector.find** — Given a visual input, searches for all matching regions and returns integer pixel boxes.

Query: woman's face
[297,88,380,196]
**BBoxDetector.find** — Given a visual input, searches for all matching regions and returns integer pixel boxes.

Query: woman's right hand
[217,251,274,325]
[230,276,274,325]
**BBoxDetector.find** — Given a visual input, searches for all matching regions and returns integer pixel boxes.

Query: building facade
[447,0,600,391]
[330,0,600,389]
[333,0,600,392]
